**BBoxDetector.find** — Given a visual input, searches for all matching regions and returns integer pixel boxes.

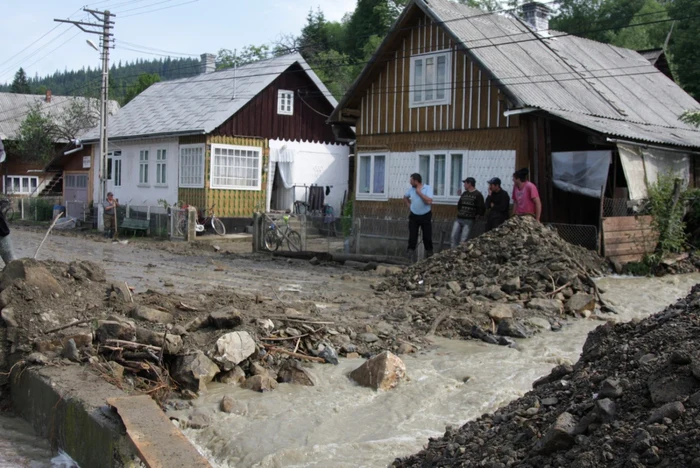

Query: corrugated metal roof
[423,0,700,147]
[84,53,337,141]
[0,93,118,141]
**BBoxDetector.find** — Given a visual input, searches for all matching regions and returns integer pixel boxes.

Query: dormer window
[409,50,451,108]
[278,90,294,115]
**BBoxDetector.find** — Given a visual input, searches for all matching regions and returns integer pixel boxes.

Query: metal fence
[7,196,62,222]
[603,197,648,218]
[290,215,599,257]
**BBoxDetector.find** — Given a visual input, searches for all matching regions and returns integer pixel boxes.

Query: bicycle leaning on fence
[0,198,14,221]
[263,214,302,252]
[176,204,226,236]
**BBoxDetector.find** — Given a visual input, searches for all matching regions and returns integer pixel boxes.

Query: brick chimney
[522,2,551,33]
[45,89,52,103]
[200,53,216,74]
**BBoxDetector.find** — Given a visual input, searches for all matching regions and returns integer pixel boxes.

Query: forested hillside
[2,0,699,105]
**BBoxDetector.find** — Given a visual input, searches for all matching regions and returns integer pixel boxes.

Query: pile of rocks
[394,284,700,467]
[378,217,610,343]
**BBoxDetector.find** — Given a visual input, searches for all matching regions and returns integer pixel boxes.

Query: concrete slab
[194,233,251,244]
[107,395,210,468]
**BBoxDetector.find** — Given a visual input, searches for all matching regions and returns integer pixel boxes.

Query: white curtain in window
[617,144,690,200]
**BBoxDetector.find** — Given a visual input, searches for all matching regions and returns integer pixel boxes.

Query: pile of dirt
[0,258,427,400]
[376,217,611,343]
[394,285,700,467]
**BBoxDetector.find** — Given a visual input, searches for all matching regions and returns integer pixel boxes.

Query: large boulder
[534,412,577,454]
[244,374,278,392]
[277,360,315,386]
[349,351,407,391]
[488,304,517,322]
[208,308,243,329]
[95,320,136,343]
[528,298,563,314]
[213,331,256,371]
[566,293,596,316]
[0,259,63,296]
[68,261,106,282]
[171,351,220,392]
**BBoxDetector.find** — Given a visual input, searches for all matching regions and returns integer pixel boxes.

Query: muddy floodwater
[182,273,700,468]
[1,228,699,467]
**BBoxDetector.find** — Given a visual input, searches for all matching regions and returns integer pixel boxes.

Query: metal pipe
[503,107,538,117]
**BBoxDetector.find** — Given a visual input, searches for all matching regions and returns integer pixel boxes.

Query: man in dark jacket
[0,138,15,265]
[485,177,510,231]
[451,177,485,248]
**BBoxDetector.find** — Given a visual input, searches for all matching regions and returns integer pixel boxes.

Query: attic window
[278,90,294,115]
[410,50,451,108]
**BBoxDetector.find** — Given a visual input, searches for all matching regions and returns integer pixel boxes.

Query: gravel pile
[394,285,700,467]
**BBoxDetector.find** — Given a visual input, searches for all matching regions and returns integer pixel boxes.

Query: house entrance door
[64,173,89,219]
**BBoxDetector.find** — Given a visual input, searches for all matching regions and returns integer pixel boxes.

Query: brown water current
[181,273,700,468]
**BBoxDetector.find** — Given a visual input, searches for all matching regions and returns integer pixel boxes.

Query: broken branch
[262,345,325,363]
[43,318,93,334]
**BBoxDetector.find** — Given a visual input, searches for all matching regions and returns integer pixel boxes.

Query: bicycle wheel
[211,217,226,236]
[286,230,302,252]
[264,228,280,251]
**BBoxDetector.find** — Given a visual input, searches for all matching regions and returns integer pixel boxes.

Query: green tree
[668,0,700,98]
[344,0,408,60]
[611,0,669,50]
[123,72,161,105]
[680,110,700,127]
[216,45,271,70]
[11,104,59,162]
[10,67,31,94]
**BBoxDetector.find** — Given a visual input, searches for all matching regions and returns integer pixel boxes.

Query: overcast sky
[0,0,357,85]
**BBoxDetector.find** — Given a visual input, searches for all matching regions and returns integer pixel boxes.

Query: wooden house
[82,53,349,225]
[329,0,700,234]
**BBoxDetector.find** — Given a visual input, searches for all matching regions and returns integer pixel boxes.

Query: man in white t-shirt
[403,173,434,262]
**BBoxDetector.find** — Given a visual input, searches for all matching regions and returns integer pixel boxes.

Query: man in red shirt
[512,168,542,222]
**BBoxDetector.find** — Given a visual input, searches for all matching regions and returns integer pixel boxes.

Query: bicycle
[0,198,14,221]
[177,204,226,236]
[263,214,302,252]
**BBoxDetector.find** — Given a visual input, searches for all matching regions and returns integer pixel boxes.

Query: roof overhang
[81,130,207,144]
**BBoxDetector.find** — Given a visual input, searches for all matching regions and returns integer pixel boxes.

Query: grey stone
[0,307,18,328]
[208,308,243,329]
[691,361,700,380]
[533,364,574,388]
[349,351,406,391]
[691,391,700,407]
[68,261,107,282]
[213,331,256,370]
[130,305,174,324]
[95,320,136,343]
[135,327,183,354]
[498,336,515,346]
[309,257,320,266]
[26,352,50,365]
[566,293,596,315]
[244,374,278,392]
[219,366,246,386]
[220,395,235,413]
[535,412,577,454]
[486,285,506,301]
[670,351,692,365]
[528,298,563,314]
[62,338,80,362]
[358,333,379,343]
[446,281,461,294]
[648,402,685,424]
[488,304,516,322]
[497,319,529,339]
[187,409,212,429]
[501,277,521,294]
[599,378,623,398]
[470,326,499,345]
[277,360,315,386]
[171,352,220,392]
[542,397,559,406]
[526,317,551,331]
[648,375,699,405]
[596,398,616,421]
[639,353,658,365]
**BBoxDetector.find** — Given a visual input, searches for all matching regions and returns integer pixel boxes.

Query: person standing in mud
[103,192,119,239]
[0,139,16,265]
[403,173,433,262]
[451,177,485,248]
[484,177,510,231]
[512,168,541,222]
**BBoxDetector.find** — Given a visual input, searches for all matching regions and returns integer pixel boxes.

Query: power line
[119,0,200,18]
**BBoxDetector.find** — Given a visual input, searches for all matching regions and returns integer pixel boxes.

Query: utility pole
[55,9,115,204]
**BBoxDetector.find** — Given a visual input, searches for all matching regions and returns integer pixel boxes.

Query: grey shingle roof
[0,93,118,141]
[425,0,700,147]
[331,0,700,148]
[86,53,337,141]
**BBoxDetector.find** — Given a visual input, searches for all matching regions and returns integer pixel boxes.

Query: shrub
[646,172,686,258]
[341,198,354,237]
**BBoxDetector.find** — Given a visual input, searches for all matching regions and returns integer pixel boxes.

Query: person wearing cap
[485,177,511,232]
[103,192,119,239]
[451,177,485,248]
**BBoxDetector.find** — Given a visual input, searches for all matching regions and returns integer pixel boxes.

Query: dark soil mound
[394,285,700,468]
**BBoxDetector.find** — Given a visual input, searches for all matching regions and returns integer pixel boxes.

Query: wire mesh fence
[603,198,648,218]
[6,196,62,222]
[546,223,599,251]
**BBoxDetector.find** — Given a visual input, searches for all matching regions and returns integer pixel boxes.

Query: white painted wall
[97,137,180,207]
[268,139,350,214]
[358,149,516,205]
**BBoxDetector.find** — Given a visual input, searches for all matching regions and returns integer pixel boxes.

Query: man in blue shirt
[403,173,434,262]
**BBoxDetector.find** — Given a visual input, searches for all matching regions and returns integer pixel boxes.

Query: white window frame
[210,144,263,191]
[113,159,122,187]
[409,50,452,108]
[155,148,167,186]
[4,175,39,194]
[277,89,294,115]
[356,153,389,201]
[416,151,464,203]
[138,150,149,186]
[179,144,205,188]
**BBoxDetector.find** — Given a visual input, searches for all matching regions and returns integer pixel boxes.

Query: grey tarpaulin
[551,151,611,198]
[617,144,690,200]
